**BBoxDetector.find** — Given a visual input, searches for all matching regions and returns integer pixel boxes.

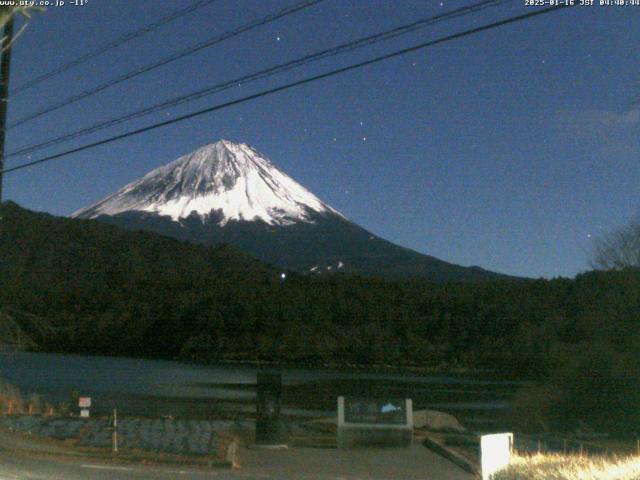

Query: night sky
[3,0,639,278]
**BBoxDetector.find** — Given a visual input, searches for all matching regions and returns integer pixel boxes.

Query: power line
[12,0,218,95]
[7,0,507,158]
[1,5,572,176]
[6,0,510,160]
[8,0,326,128]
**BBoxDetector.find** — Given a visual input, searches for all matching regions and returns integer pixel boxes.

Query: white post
[112,408,118,453]
[226,439,239,468]
[480,433,513,480]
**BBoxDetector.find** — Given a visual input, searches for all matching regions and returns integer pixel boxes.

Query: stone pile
[0,416,235,456]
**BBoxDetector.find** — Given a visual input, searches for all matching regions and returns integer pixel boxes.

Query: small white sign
[481,433,513,480]
[80,408,90,418]
[78,397,91,408]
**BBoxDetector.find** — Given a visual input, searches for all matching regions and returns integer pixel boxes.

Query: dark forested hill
[0,200,279,357]
[2,203,640,382]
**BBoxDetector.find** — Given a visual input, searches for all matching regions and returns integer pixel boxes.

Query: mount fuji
[73,140,503,281]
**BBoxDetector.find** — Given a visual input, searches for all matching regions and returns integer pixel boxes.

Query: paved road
[0,445,473,480]
[0,453,216,479]
[240,444,474,480]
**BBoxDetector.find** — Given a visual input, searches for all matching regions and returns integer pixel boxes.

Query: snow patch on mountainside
[72,140,343,226]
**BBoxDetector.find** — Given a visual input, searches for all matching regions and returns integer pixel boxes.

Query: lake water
[0,351,520,426]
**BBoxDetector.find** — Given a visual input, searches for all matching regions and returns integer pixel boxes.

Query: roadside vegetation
[494,453,640,480]
[0,379,25,415]
[0,378,66,417]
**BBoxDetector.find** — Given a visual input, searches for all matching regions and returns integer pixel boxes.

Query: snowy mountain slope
[72,140,342,226]
[73,140,507,281]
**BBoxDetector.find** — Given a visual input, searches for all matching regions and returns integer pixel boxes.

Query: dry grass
[0,379,61,417]
[0,380,25,415]
[493,452,640,480]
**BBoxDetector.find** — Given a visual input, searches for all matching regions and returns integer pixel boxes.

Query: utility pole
[0,13,14,204]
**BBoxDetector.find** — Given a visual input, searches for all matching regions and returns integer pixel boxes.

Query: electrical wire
[8,0,326,128]
[6,0,511,160]
[12,0,218,95]
[1,5,573,176]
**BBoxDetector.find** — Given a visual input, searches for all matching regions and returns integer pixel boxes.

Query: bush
[511,343,640,435]
[0,380,25,415]
[494,453,640,480]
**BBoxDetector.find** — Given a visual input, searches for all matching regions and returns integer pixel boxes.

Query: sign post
[78,397,91,418]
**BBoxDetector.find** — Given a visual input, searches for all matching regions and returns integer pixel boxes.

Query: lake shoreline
[17,347,532,383]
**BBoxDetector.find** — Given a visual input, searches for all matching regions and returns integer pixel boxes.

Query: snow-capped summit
[72,140,341,226]
[72,140,506,281]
